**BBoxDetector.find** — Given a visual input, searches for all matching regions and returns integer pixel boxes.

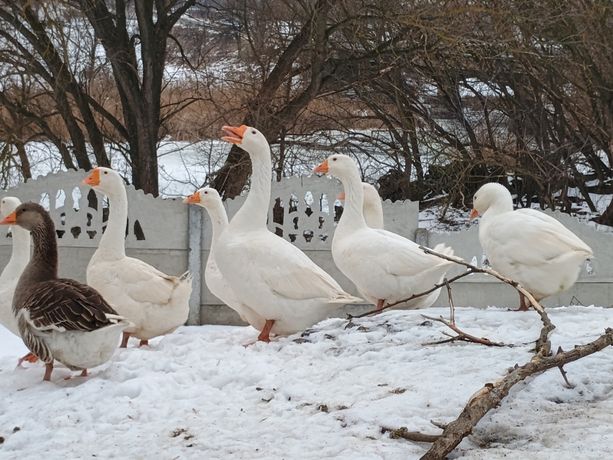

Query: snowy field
[1,306,612,459]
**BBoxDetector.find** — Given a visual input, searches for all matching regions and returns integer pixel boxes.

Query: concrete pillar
[187,205,203,325]
[415,227,429,246]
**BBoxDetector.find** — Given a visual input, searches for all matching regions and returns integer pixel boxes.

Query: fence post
[415,227,429,247]
[187,205,203,325]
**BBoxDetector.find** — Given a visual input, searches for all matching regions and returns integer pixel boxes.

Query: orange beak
[0,210,17,225]
[314,159,329,174]
[469,209,479,220]
[83,168,101,186]
[184,191,201,204]
[337,191,346,201]
[221,125,248,144]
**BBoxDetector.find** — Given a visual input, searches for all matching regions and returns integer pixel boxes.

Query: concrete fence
[0,171,609,328]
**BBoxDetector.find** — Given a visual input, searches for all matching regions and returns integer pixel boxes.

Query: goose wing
[111,257,183,305]
[19,279,116,332]
[485,210,592,266]
[252,234,352,302]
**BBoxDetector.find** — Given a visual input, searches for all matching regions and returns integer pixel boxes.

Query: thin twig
[348,269,476,319]
[556,346,575,389]
[380,426,440,443]
[421,314,509,347]
[445,278,455,325]
[430,420,448,430]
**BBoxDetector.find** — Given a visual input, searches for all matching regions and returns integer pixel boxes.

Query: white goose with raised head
[214,125,361,342]
[0,197,30,337]
[184,187,265,331]
[84,168,192,347]
[339,182,384,229]
[315,154,454,310]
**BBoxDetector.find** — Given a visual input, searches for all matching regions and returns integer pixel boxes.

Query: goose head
[470,182,513,219]
[1,197,22,219]
[184,187,222,209]
[222,125,270,159]
[314,154,358,181]
[82,167,123,194]
[0,202,48,231]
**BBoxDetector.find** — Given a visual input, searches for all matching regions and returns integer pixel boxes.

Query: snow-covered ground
[1,306,611,459]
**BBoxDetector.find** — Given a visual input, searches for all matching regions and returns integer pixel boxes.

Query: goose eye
[104,171,108,175]
[204,191,208,194]
[251,130,256,135]
[332,157,337,161]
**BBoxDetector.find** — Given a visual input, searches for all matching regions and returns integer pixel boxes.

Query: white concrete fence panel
[0,171,608,327]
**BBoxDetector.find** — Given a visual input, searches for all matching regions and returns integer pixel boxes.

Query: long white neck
[206,202,229,248]
[1,225,30,282]
[230,147,272,230]
[482,195,513,220]
[364,200,384,229]
[98,186,128,258]
[337,168,368,232]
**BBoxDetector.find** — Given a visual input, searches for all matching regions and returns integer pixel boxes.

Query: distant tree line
[0,1,610,223]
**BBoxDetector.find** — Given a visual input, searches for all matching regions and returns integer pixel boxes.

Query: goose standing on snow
[315,154,455,310]
[184,188,266,331]
[83,168,192,347]
[0,203,129,381]
[0,197,30,337]
[471,182,593,310]
[338,182,384,229]
[214,125,361,342]
[0,197,38,365]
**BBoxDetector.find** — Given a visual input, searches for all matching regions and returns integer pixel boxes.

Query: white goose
[0,197,38,365]
[0,197,30,337]
[184,187,266,331]
[339,182,384,229]
[83,168,192,347]
[215,125,361,342]
[315,154,454,310]
[471,182,593,310]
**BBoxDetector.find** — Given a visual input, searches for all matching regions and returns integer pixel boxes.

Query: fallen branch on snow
[420,328,613,460]
[380,426,440,443]
[370,247,613,459]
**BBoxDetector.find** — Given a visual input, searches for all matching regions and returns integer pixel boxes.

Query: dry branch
[380,426,440,443]
[347,269,475,320]
[420,328,613,460]
[421,314,509,347]
[367,247,612,459]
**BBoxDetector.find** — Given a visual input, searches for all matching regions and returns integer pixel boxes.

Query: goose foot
[43,363,53,382]
[120,332,131,348]
[512,293,531,311]
[17,352,38,367]
[138,340,149,347]
[257,320,275,342]
[376,299,386,311]
[63,369,88,381]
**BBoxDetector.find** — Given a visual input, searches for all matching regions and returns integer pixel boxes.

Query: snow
[1,306,611,459]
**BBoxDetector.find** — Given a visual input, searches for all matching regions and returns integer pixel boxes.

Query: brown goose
[0,203,130,381]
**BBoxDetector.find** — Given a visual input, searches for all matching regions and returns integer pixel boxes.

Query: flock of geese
[0,125,593,382]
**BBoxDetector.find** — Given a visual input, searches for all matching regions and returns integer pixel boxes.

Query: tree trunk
[15,141,31,180]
